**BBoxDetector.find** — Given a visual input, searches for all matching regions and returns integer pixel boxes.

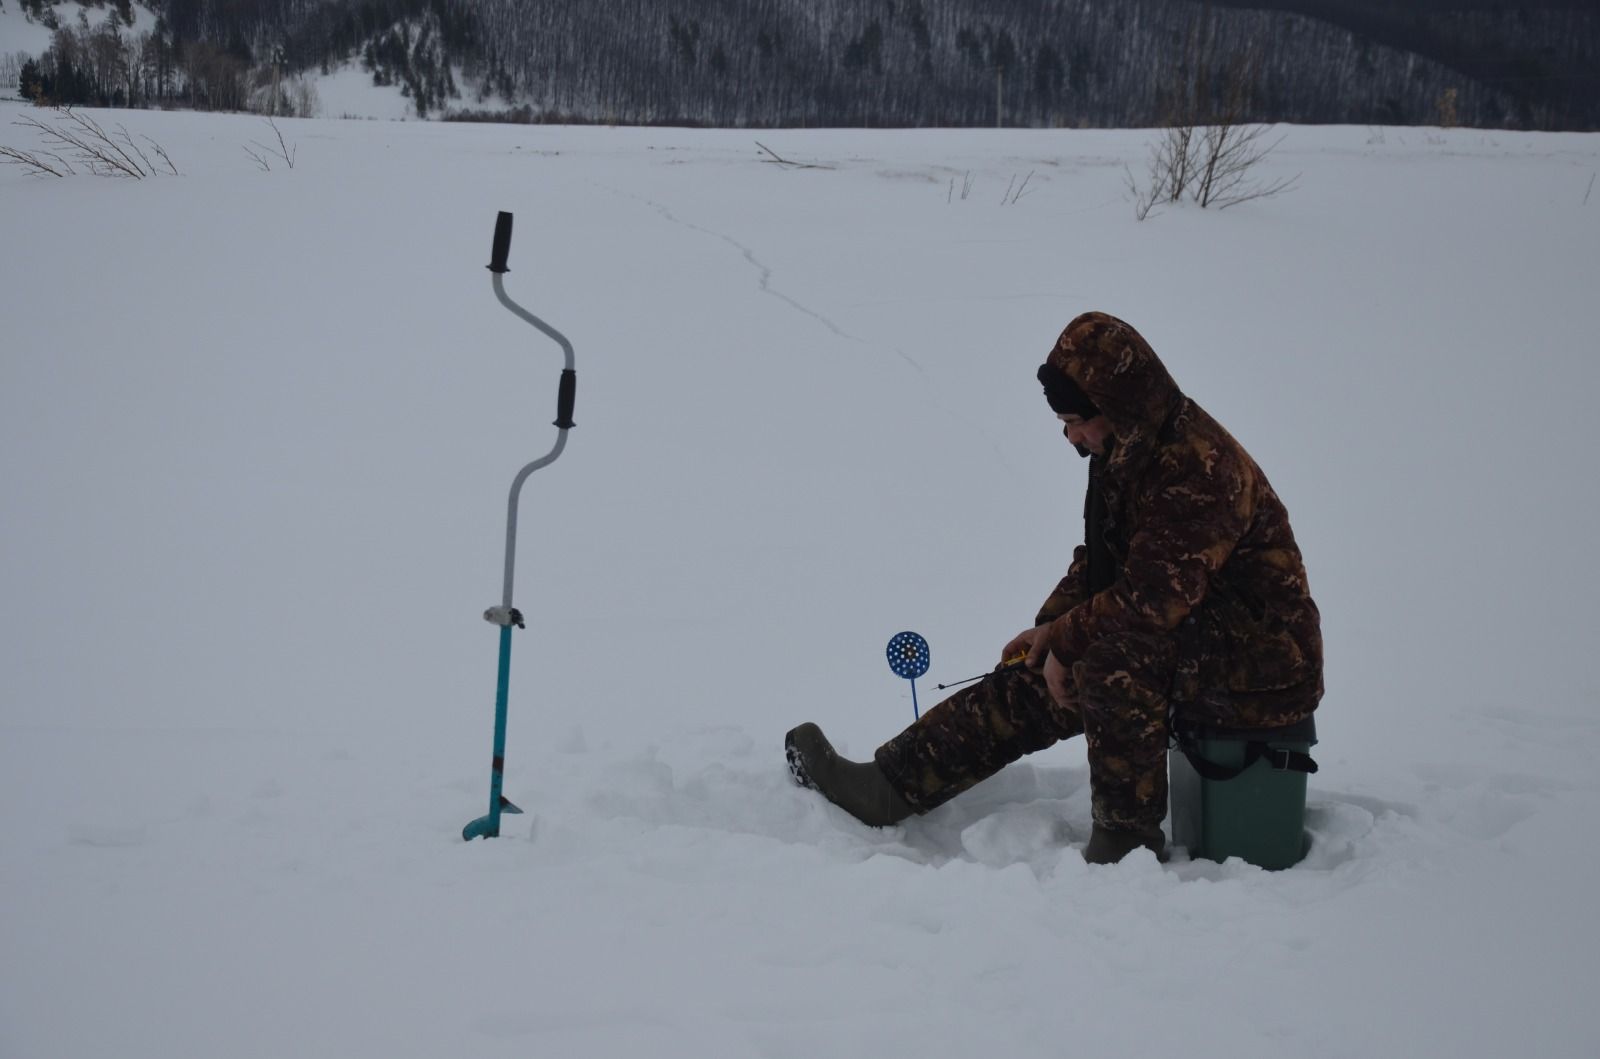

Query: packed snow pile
[2,106,1597,1058]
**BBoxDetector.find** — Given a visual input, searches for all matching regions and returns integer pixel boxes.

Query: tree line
[14,0,314,112]
[9,0,1596,128]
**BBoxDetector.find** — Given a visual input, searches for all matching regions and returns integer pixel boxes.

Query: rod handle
[554,369,577,429]
[488,211,513,273]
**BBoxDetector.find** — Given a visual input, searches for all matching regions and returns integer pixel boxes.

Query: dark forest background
[7,0,1597,129]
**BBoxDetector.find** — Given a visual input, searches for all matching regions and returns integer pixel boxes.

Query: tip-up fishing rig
[885,630,1027,722]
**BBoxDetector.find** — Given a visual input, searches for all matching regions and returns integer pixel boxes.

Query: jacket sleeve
[1034,545,1089,626]
[1043,450,1252,662]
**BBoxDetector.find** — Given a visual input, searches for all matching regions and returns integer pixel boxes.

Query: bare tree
[291,79,321,119]
[0,50,29,93]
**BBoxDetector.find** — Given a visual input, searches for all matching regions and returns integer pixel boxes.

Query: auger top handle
[485,210,577,612]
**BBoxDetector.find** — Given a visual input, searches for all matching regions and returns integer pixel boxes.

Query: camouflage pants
[875,631,1177,830]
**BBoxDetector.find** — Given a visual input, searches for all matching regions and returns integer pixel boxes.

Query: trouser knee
[1074,631,1176,717]
[1073,631,1176,830]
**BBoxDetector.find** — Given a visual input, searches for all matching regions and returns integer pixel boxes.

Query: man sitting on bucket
[786,312,1324,864]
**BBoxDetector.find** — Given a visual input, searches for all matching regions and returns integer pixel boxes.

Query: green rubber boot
[1083,824,1168,865]
[785,723,914,827]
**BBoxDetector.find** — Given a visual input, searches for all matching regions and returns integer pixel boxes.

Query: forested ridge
[8,0,1596,129]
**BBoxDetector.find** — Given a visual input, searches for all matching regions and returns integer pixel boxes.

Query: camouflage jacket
[1035,312,1323,723]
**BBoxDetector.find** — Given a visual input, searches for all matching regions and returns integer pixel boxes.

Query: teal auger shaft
[464,625,518,840]
[488,624,512,828]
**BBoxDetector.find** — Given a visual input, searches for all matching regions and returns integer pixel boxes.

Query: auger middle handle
[485,210,577,610]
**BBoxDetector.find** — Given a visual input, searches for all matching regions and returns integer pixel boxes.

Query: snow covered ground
[2,105,1598,1057]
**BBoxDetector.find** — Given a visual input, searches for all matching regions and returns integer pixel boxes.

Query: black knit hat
[1036,362,1100,418]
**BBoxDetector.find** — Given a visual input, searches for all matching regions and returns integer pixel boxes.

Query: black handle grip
[488,211,513,273]
[554,369,576,429]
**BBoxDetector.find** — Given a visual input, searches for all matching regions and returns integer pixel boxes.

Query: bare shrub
[754,141,832,170]
[2,107,177,178]
[242,144,272,171]
[1126,163,1161,221]
[254,116,296,169]
[1198,127,1296,208]
[0,143,74,177]
[1000,170,1034,206]
[1128,28,1298,218]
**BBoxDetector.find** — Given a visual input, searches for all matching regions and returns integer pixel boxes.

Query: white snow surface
[2,106,1599,1057]
[313,61,416,121]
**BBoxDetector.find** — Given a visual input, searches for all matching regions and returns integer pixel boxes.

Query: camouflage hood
[1043,312,1183,476]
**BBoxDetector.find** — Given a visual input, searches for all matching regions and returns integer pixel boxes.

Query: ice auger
[462,211,576,842]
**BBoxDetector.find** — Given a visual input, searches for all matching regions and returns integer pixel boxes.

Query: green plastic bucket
[1169,716,1318,870]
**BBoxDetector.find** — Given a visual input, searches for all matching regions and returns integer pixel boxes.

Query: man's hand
[1001,625,1045,666]
[1042,652,1073,709]
[1023,623,1053,670]
[1019,621,1074,709]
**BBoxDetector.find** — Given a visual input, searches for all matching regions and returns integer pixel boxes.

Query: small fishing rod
[934,654,1029,691]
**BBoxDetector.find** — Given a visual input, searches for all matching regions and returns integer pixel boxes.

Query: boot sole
[784,727,819,790]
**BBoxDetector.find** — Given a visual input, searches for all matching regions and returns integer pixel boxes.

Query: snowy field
[2,104,1598,1057]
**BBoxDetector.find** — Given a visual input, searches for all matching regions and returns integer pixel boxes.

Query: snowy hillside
[0,2,416,118]
[2,106,1598,1058]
